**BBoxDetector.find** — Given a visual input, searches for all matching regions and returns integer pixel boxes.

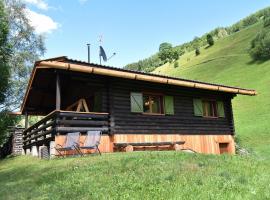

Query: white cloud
[23,0,48,10]
[24,9,59,34]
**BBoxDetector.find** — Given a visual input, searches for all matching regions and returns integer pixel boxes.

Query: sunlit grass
[154,23,270,156]
[1,153,270,199]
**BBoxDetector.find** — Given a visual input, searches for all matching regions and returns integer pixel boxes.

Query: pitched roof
[21,56,257,113]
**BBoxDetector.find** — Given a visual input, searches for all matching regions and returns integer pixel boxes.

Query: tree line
[125,7,270,72]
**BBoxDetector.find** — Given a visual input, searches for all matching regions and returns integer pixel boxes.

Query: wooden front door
[219,143,229,154]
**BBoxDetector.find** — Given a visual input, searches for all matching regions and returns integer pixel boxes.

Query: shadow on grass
[246,58,268,65]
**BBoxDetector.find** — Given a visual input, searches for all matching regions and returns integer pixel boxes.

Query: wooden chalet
[21,56,256,156]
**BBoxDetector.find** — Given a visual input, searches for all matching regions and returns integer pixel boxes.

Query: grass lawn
[1,152,270,200]
[154,22,270,156]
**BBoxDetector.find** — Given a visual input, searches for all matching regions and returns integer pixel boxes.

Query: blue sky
[24,0,270,67]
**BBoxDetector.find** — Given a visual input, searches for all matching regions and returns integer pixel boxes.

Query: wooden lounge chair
[77,130,102,156]
[55,132,81,157]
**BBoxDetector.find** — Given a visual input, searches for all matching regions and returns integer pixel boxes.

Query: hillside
[153,22,270,156]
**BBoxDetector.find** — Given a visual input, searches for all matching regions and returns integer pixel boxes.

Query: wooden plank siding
[113,134,235,154]
[55,134,235,155]
[108,77,235,135]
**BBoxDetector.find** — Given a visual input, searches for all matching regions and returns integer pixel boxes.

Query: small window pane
[143,94,163,114]
[203,101,211,116]
[143,95,150,113]
[151,96,161,113]
[203,100,217,117]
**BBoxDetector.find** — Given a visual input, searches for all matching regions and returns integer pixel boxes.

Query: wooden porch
[23,110,109,151]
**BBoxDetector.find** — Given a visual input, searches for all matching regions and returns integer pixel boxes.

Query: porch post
[56,72,61,110]
[25,112,28,129]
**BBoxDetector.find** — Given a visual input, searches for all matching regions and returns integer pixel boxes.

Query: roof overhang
[20,57,257,114]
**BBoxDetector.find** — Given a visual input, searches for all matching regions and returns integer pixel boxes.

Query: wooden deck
[23,110,109,149]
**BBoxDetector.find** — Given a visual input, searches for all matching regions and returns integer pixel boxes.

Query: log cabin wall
[26,69,235,136]
[108,77,235,135]
[50,71,237,155]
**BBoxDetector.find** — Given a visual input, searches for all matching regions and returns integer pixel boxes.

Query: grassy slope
[1,153,270,200]
[154,22,270,156]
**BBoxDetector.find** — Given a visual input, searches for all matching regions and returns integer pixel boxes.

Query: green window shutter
[130,92,143,113]
[217,101,225,117]
[193,98,203,116]
[164,96,174,115]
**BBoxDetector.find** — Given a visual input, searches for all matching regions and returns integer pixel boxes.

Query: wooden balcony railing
[23,110,109,148]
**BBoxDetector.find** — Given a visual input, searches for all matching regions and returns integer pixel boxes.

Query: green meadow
[154,22,270,157]
[1,153,270,200]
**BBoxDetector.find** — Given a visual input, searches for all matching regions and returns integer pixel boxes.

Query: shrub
[264,17,270,27]
[195,48,200,56]
[242,15,259,27]
[249,29,270,60]
[206,34,214,46]
[174,62,179,68]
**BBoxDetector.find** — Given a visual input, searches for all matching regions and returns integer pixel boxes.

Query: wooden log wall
[109,77,235,135]
[26,70,235,137]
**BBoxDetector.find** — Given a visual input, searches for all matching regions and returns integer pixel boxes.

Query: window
[202,100,217,117]
[130,92,174,115]
[143,94,163,114]
[193,98,225,118]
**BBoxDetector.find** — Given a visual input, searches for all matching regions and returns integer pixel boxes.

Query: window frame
[142,92,165,115]
[202,99,218,118]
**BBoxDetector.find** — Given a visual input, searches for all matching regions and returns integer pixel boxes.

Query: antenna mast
[87,44,90,63]
[98,35,103,65]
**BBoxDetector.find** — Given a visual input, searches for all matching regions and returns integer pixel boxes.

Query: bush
[195,48,200,56]
[174,62,179,68]
[206,34,214,46]
[249,29,270,60]
[242,15,259,27]
[264,17,270,27]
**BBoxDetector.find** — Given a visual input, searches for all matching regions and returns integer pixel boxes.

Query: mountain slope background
[152,22,270,156]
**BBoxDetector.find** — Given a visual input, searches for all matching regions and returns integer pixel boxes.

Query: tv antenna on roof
[98,35,116,65]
